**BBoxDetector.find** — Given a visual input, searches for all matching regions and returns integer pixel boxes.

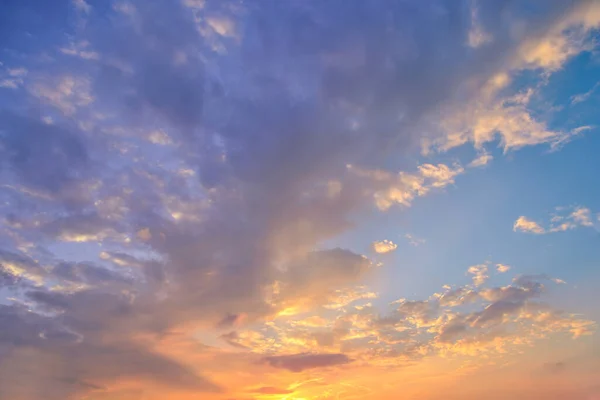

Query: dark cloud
[51,262,131,286]
[0,288,221,399]
[262,353,352,372]
[0,112,88,193]
[219,331,249,350]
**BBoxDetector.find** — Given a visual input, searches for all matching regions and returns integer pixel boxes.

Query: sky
[1,0,600,399]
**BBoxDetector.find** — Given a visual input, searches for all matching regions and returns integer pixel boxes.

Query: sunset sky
[1,1,600,399]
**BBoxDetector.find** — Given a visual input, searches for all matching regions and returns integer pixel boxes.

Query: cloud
[513,216,545,234]
[372,240,397,254]
[428,2,600,154]
[72,0,91,14]
[30,76,94,116]
[0,0,598,397]
[496,264,511,273]
[0,249,46,286]
[349,162,464,211]
[515,206,599,234]
[0,112,89,194]
[262,353,352,372]
[571,82,600,105]
[235,265,593,367]
[468,152,493,168]
[468,264,489,287]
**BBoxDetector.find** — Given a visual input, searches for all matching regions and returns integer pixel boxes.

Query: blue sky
[1,1,600,399]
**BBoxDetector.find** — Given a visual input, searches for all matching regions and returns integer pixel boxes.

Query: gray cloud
[262,353,352,372]
[0,112,88,193]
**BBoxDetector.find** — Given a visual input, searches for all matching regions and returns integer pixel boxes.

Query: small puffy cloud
[372,239,397,254]
[496,264,511,273]
[513,216,545,234]
[262,353,352,372]
[468,264,489,287]
[516,206,598,234]
[569,207,593,227]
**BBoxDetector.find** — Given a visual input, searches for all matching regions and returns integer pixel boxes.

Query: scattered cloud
[372,240,398,254]
[513,216,546,234]
[515,206,599,234]
[468,264,489,287]
[496,264,511,273]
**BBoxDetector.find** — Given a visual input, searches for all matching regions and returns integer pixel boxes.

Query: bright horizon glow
[1,1,600,399]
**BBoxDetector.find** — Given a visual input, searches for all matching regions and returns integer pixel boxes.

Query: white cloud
[496,264,511,273]
[429,2,600,155]
[467,264,488,287]
[350,163,464,211]
[517,206,598,234]
[513,216,545,234]
[570,207,593,227]
[206,16,236,37]
[372,240,398,254]
[468,152,493,168]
